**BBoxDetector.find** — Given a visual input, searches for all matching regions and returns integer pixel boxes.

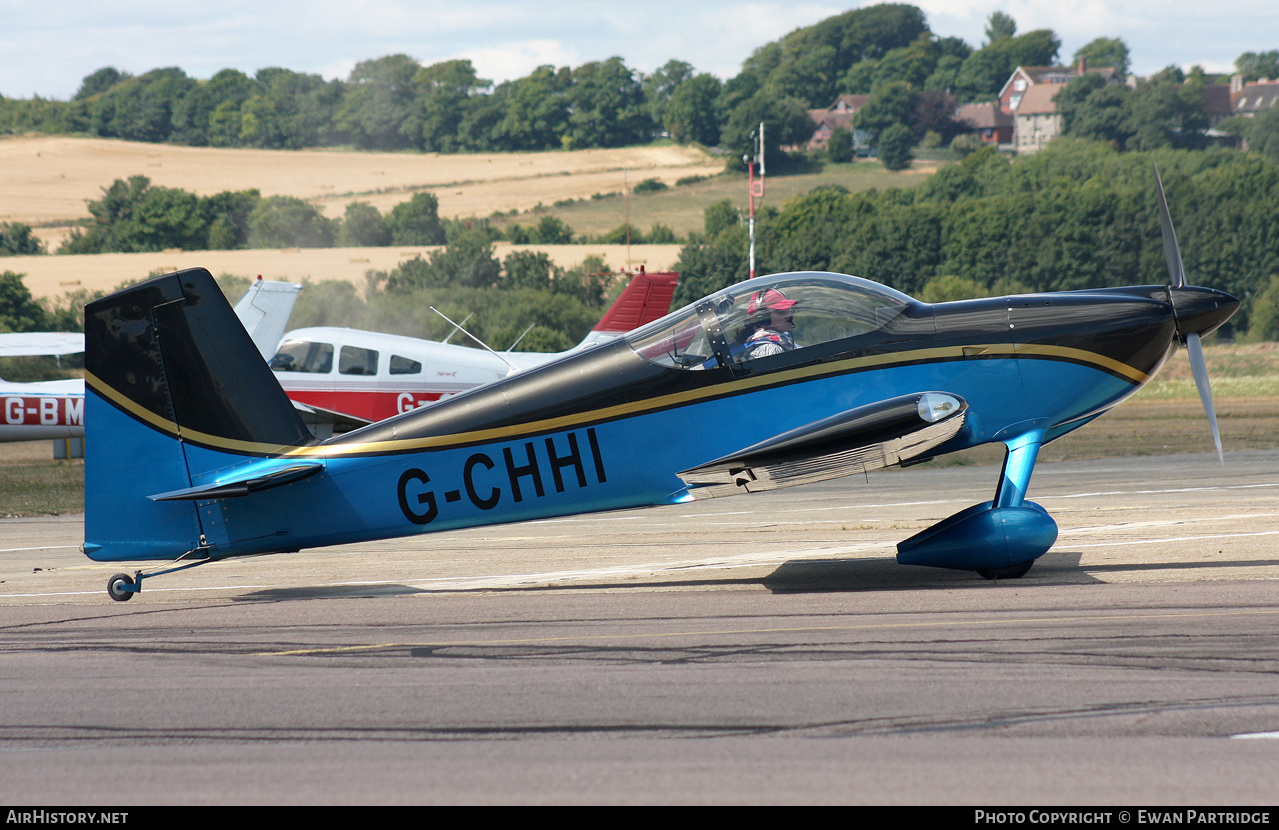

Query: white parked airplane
[269,270,679,427]
[0,278,300,443]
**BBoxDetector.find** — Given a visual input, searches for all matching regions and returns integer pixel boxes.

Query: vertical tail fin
[578,270,678,347]
[84,268,313,561]
[231,277,302,361]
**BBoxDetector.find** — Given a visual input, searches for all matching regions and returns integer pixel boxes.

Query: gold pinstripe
[88,342,1149,458]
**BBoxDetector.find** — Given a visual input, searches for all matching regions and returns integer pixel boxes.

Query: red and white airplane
[0,333,86,443]
[0,278,301,443]
[269,270,679,428]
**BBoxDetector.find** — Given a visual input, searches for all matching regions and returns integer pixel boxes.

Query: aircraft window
[626,273,912,370]
[270,340,333,374]
[723,278,909,362]
[628,313,714,369]
[339,346,379,376]
[390,355,422,375]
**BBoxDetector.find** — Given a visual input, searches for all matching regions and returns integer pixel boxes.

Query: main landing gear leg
[896,427,1057,578]
[977,429,1047,581]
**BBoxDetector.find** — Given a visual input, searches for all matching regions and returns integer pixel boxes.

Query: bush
[647,224,677,244]
[877,123,915,171]
[950,133,984,158]
[632,178,668,193]
[338,202,391,247]
[248,196,336,248]
[0,223,44,256]
[529,215,574,244]
[826,126,854,163]
[387,192,446,246]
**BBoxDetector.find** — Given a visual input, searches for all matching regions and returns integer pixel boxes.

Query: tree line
[17,174,684,257]
[0,5,1128,164]
[2,5,1273,171]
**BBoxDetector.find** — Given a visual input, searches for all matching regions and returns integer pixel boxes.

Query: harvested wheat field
[8,243,683,300]
[0,134,701,297]
[0,134,720,244]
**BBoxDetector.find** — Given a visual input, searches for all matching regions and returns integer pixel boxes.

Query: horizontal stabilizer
[0,332,84,357]
[149,462,323,502]
[679,392,967,498]
[291,400,373,430]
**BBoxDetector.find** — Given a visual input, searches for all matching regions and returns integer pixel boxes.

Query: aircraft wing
[0,332,85,357]
[679,392,967,499]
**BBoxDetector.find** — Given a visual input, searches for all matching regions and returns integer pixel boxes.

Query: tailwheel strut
[104,550,215,602]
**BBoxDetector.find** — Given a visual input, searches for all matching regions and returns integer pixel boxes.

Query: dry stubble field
[1,135,717,297]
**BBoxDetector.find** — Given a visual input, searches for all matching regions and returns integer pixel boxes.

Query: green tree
[664,73,721,145]
[647,223,677,244]
[387,192,447,246]
[0,223,44,256]
[984,12,1017,45]
[703,199,739,238]
[1073,37,1131,77]
[854,81,919,140]
[416,59,490,153]
[529,215,574,244]
[1126,73,1207,150]
[555,256,610,306]
[720,91,814,168]
[248,196,336,248]
[877,123,915,170]
[597,224,644,244]
[59,176,223,253]
[338,202,391,247]
[826,126,854,162]
[338,54,424,150]
[953,29,1061,101]
[74,67,130,101]
[1246,274,1279,341]
[1227,102,1279,162]
[386,228,500,291]
[181,68,257,146]
[89,67,197,143]
[643,59,695,128]
[566,58,649,148]
[1235,51,1279,82]
[502,250,560,291]
[490,66,572,151]
[1057,72,1132,146]
[0,271,49,332]
[740,3,928,107]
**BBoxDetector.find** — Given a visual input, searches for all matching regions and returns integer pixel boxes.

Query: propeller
[1152,163,1224,464]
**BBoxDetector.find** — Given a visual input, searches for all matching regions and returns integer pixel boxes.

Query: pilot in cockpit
[737,287,800,359]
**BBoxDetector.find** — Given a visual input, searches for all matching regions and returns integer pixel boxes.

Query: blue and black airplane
[84,169,1237,600]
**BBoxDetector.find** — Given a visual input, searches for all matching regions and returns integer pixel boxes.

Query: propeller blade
[1153,164,1186,289]
[1185,332,1223,464]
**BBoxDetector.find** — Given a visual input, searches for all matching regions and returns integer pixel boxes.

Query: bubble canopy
[626,272,917,370]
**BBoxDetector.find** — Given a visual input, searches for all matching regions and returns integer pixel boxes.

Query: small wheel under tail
[107,573,137,602]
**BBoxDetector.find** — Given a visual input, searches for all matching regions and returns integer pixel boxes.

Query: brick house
[805,94,870,150]
[954,101,1013,145]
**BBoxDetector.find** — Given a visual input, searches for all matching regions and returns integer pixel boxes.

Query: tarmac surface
[2,450,1278,804]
